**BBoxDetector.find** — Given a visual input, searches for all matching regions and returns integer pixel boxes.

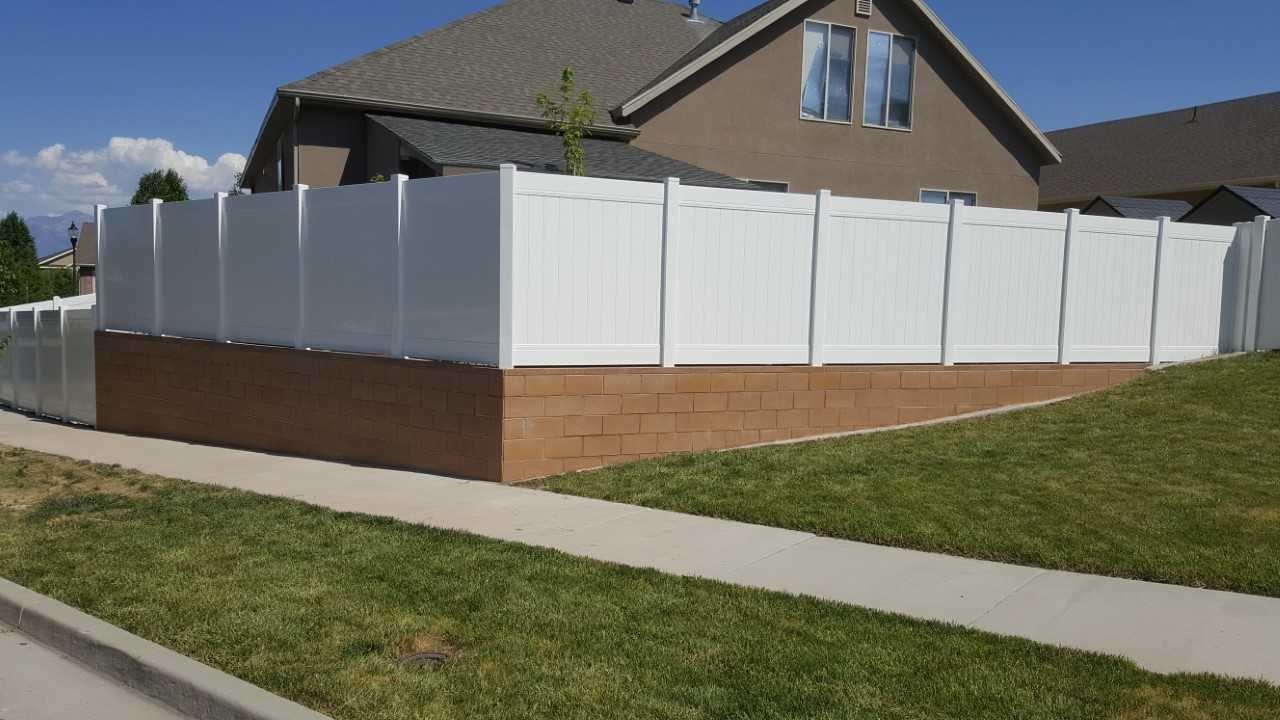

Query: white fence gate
[0,294,97,425]
[95,168,1271,370]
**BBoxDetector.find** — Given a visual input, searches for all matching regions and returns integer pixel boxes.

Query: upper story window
[921,189,977,206]
[801,21,856,123]
[864,31,916,130]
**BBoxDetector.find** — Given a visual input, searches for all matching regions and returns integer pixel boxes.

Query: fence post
[1232,222,1251,351]
[809,189,832,367]
[215,192,229,343]
[1244,215,1270,352]
[294,184,310,351]
[7,311,16,406]
[151,198,163,336]
[660,177,681,368]
[390,174,408,358]
[939,199,965,366]
[59,306,68,421]
[1057,209,1079,365]
[94,204,107,331]
[1148,216,1171,365]
[498,165,516,370]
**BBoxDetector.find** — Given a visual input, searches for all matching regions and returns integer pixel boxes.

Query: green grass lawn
[0,447,1277,718]
[545,354,1280,598]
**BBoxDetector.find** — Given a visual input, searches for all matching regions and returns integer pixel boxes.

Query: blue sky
[1,0,1276,217]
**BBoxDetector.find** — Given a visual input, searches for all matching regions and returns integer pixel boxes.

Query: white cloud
[0,138,245,217]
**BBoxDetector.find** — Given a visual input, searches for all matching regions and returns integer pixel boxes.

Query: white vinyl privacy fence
[0,294,97,425]
[96,168,1273,369]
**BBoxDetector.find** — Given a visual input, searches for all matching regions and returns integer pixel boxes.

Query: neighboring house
[1181,185,1280,226]
[240,0,1061,209]
[37,221,96,295]
[1040,92,1280,213]
[1080,196,1191,221]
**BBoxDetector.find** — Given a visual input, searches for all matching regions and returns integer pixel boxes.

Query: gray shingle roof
[1088,196,1192,221]
[1222,185,1280,218]
[1041,92,1280,203]
[624,0,790,105]
[369,114,756,188]
[283,0,720,131]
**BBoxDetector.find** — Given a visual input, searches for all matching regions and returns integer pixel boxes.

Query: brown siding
[297,106,368,187]
[96,334,504,481]
[501,363,1146,482]
[630,0,1044,209]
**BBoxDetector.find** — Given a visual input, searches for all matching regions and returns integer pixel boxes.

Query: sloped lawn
[546,354,1280,597]
[0,446,1276,719]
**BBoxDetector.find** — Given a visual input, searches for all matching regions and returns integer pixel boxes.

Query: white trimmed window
[864,31,917,129]
[801,21,856,123]
[921,189,977,206]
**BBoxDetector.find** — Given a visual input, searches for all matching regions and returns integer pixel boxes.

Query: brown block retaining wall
[96,333,1147,484]
[96,333,505,481]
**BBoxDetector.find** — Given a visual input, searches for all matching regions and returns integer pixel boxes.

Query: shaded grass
[0,446,1276,718]
[546,354,1280,597]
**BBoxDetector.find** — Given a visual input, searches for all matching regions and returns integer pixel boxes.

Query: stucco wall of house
[628,0,1046,209]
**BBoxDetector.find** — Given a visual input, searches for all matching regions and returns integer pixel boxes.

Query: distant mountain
[24,211,93,260]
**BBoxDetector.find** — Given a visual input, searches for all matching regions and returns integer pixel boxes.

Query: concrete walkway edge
[0,578,331,720]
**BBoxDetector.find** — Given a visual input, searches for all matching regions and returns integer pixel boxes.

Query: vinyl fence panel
[0,311,13,404]
[674,185,816,364]
[224,189,302,347]
[1258,219,1280,351]
[303,182,400,354]
[100,203,156,333]
[402,173,504,364]
[159,197,221,340]
[1063,215,1159,362]
[949,208,1067,363]
[1156,223,1239,362]
[823,197,950,364]
[37,309,64,418]
[64,308,97,425]
[512,173,664,366]
[13,311,38,412]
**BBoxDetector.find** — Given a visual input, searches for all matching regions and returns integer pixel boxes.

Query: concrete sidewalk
[2,409,1278,685]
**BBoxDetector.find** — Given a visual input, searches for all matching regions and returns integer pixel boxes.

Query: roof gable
[281,0,718,132]
[1041,92,1280,204]
[616,0,1061,164]
[1085,196,1192,221]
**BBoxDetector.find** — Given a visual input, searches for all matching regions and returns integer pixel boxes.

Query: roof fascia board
[240,95,283,190]
[904,0,1060,164]
[282,89,641,139]
[619,0,808,117]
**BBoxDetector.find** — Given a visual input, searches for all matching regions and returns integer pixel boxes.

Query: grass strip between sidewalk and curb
[545,353,1280,597]
[0,445,1278,719]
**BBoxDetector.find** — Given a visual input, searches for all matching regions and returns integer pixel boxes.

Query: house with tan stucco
[240,0,1062,209]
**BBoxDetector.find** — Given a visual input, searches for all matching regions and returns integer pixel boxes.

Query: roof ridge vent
[856,0,873,17]
[687,0,704,23]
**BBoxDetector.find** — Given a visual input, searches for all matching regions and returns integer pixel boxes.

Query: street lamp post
[67,222,80,294]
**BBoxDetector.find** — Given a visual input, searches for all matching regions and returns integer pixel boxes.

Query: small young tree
[536,68,597,176]
[131,169,190,205]
[0,211,36,261]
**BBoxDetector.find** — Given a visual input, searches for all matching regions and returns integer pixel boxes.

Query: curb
[0,577,331,720]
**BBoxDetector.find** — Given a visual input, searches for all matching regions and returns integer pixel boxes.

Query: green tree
[536,68,598,176]
[0,212,76,305]
[131,169,190,205]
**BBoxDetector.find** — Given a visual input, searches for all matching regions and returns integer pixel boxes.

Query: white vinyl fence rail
[0,294,97,425]
[96,167,1272,369]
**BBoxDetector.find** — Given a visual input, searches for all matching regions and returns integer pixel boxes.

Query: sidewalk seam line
[964,568,1049,627]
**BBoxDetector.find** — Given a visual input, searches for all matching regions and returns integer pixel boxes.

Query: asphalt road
[0,622,189,720]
